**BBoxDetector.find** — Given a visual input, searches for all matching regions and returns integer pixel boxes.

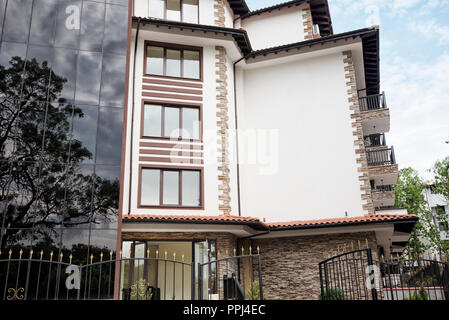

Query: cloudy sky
[246,0,449,181]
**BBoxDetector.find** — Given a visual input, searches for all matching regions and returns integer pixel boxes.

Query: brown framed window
[148,0,199,23]
[140,168,201,207]
[146,44,201,80]
[143,103,200,140]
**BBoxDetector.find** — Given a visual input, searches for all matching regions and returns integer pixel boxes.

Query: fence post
[198,263,203,300]
[366,248,378,300]
[258,255,263,300]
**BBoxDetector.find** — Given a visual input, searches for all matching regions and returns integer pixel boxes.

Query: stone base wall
[252,232,378,300]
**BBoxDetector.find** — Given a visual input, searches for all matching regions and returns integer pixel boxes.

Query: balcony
[358,92,387,111]
[366,147,396,166]
[358,91,390,135]
[371,185,395,207]
[367,147,398,186]
[364,133,386,148]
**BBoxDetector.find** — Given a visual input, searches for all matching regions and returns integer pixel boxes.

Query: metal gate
[1,249,263,300]
[197,253,263,300]
[319,248,449,300]
[319,248,379,300]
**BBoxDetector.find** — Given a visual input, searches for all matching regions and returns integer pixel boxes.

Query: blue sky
[246,0,449,180]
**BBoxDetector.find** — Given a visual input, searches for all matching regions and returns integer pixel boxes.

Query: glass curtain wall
[0,0,129,288]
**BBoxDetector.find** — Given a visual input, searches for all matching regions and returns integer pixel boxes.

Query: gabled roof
[240,0,333,37]
[123,213,417,232]
[247,26,380,95]
[132,17,252,56]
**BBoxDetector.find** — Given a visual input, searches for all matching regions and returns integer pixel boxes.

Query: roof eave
[132,16,253,56]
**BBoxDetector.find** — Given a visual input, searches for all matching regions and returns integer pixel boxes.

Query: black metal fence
[197,254,263,300]
[359,92,387,111]
[366,147,396,166]
[0,249,262,300]
[319,249,449,300]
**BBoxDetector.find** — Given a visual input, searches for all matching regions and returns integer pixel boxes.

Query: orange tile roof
[267,214,418,229]
[123,214,261,223]
[122,213,417,231]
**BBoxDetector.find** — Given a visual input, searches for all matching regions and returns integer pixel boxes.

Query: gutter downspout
[233,53,251,216]
[128,18,141,215]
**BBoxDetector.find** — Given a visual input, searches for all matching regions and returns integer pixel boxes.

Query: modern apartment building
[0,0,418,300]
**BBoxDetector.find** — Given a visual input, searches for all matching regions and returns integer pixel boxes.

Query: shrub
[319,288,347,300]
[246,281,261,300]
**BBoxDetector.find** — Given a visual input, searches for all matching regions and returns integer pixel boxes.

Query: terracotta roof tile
[122,214,261,223]
[267,214,418,229]
[122,214,417,231]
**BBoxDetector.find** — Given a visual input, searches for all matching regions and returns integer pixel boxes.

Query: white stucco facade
[235,46,368,222]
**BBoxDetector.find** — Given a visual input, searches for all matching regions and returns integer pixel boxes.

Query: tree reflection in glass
[0,56,120,251]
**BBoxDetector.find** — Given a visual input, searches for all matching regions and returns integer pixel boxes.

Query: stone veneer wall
[252,232,378,300]
[214,0,226,27]
[343,50,375,215]
[302,4,314,40]
[215,46,231,215]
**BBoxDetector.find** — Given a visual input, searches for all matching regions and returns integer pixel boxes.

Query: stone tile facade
[215,46,232,216]
[252,232,378,300]
[372,190,395,202]
[359,108,390,122]
[302,5,314,40]
[368,163,399,176]
[214,0,226,27]
[343,50,375,215]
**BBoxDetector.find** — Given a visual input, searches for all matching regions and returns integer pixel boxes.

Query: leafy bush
[319,288,347,300]
[404,287,428,300]
[246,281,261,300]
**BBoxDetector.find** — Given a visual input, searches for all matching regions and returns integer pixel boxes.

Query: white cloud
[408,20,449,46]
[383,54,449,180]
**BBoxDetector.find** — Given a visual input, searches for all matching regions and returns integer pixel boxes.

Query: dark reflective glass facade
[0,0,129,265]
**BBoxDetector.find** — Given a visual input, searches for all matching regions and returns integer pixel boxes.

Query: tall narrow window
[146,46,164,75]
[140,168,201,207]
[145,43,201,80]
[183,50,200,79]
[143,104,200,140]
[182,107,199,140]
[143,104,162,137]
[166,0,181,21]
[162,171,179,205]
[141,169,160,205]
[166,49,181,77]
[182,170,200,206]
[182,0,199,23]
[148,0,164,19]
[148,0,197,23]
[164,107,180,138]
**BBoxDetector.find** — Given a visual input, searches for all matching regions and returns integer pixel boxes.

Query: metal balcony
[364,133,386,148]
[366,147,396,166]
[358,91,387,111]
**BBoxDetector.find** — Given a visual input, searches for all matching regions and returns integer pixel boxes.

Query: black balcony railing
[359,91,387,111]
[364,133,386,148]
[366,147,396,166]
[372,185,395,192]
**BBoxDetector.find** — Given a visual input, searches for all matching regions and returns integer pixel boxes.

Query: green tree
[394,168,439,257]
[430,157,449,255]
